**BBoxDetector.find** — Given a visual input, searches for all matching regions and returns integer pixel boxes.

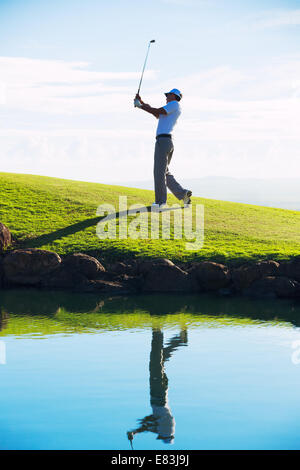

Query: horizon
[1,170,300,211]
[2,169,300,183]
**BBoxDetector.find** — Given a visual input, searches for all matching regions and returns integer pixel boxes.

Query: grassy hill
[0,172,300,265]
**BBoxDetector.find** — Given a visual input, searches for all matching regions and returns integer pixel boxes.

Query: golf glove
[134,98,142,108]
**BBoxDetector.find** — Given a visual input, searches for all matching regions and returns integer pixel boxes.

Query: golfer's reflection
[127,327,188,446]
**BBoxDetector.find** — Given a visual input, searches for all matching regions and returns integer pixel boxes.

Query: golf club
[137,39,155,96]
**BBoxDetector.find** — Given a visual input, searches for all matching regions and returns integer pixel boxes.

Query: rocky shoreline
[1,223,300,298]
[1,247,300,299]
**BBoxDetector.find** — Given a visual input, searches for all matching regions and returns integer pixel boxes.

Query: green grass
[0,171,300,265]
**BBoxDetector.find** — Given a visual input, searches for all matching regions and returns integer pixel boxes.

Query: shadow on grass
[21,205,184,251]
[23,216,104,248]
[17,205,291,266]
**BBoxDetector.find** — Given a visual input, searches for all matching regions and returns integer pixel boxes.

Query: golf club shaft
[137,41,154,95]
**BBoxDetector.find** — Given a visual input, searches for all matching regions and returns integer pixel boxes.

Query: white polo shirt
[156,100,181,136]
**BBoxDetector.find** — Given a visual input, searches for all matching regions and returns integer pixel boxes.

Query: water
[1,288,300,450]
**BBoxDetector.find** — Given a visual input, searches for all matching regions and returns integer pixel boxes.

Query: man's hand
[134,93,144,108]
[134,98,142,108]
[135,93,144,104]
[133,94,167,118]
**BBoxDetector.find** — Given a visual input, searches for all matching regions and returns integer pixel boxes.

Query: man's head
[165,88,182,102]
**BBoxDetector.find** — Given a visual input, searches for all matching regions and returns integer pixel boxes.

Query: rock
[243,276,278,298]
[3,248,61,286]
[231,264,258,291]
[274,277,300,298]
[0,223,12,250]
[63,253,105,279]
[142,262,192,292]
[279,259,300,282]
[108,261,138,276]
[40,264,89,290]
[82,279,135,294]
[108,261,128,274]
[232,260,280,291]
[243,276,300,298]
[190,261,231,291]
[138,258,175,276]
[256,260,279,277]
[278,261,292,278]
[0,256,4,288]
[120,273,143,292]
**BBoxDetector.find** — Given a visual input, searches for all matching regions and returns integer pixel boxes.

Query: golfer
[134,89,192,208]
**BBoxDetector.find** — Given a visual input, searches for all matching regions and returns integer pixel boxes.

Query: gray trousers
[154,137,187,204]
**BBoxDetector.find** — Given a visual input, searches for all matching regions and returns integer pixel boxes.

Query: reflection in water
[1,289,300,450]
[127,328,188,447]
[0,308,8,331]
[2,288,300,330]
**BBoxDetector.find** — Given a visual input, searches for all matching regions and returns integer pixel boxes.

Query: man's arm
[141,103,167,119]
[135,94,167,119]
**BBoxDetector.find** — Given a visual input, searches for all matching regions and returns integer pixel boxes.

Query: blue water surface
[0,289,300,450]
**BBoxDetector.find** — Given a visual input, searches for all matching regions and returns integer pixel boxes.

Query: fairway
[1,172,300,265]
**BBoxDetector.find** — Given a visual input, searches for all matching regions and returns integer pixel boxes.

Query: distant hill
[1,172,300,265]
[118,177,300,211]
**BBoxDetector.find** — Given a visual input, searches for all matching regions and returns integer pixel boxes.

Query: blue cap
[165,88,182,101]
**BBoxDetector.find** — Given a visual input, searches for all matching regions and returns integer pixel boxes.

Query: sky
[0,0,300,184]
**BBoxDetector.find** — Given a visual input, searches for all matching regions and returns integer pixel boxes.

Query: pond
[0,289,300,450]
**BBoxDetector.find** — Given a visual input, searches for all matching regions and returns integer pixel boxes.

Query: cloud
[0,81,6,104]
[0,56,156,84]
[0,56,157,115]
[253,9,300,29]
[1,55,300,181]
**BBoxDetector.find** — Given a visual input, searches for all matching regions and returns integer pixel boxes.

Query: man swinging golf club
[134,89,192,208]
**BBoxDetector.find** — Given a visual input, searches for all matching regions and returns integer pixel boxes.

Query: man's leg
[166,148,188,201]
[153,138,173,204]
